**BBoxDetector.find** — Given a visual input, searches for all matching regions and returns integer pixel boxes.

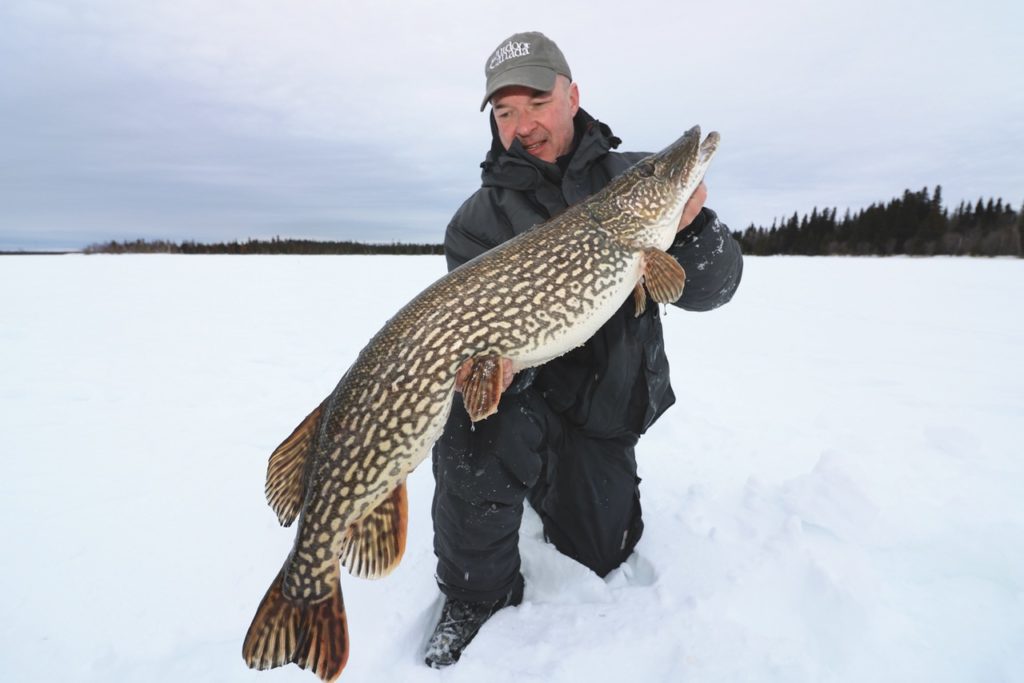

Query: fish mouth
[658,125,720,189]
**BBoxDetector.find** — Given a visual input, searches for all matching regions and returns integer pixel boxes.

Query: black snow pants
[431,387,644,602]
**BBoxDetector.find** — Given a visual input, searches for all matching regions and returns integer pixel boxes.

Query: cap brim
[480,65,559,112]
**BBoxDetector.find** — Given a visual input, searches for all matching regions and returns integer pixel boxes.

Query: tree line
[734,187,1022,257]
[83,236,443,255]
[80,187,1021,257]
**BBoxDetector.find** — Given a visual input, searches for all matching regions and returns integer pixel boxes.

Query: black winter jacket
[443,109,743,441]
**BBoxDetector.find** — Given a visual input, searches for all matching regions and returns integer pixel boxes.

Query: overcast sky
[1,0,1022,250]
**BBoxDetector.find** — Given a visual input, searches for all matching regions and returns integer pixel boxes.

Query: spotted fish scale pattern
[283,212,641,602]
[243,126,719,682]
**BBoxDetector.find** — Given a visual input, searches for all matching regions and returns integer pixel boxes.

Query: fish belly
[512,253,642,370]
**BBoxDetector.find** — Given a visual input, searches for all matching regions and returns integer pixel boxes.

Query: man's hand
[677,181,707,233]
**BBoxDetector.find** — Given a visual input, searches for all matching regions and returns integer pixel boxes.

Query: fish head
[592,126,720,249]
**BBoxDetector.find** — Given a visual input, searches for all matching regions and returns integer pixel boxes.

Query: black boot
[424,574,525,668]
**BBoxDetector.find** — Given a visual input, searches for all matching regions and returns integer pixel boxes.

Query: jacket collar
[480,108,621,190]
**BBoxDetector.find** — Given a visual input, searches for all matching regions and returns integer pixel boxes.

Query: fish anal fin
[340,481,409,580]
[632,281,647,317]
[642,248,687,304]
[242,563,349,682]
[266,398,326,527]
[455,354,513,422]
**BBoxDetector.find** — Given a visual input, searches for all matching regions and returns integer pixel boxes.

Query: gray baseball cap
[480,31,572,112]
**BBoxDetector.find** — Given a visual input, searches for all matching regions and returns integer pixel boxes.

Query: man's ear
[568,81,580,116]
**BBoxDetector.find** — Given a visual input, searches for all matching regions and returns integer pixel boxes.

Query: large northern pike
[242,126,719,681]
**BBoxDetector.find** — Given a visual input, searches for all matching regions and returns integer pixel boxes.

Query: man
[425,31,743,667]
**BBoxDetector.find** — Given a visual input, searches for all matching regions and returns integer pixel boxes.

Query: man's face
[491,76,580,164]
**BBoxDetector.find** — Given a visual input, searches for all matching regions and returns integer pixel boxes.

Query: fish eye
[637,162,655,178]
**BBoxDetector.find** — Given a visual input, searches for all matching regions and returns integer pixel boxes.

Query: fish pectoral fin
[242,562,349,682]
[632,281,648,317]
[642,248,687,305]
[456,353,513,422]
[340,481,409,580]
[266,398,326,527]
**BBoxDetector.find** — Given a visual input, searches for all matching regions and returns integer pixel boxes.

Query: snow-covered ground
[1,255,1021,683]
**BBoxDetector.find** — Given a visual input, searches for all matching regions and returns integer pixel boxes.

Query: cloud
[1,0,1022,249]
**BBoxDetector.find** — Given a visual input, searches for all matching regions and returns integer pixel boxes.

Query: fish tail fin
[242,564,349,682]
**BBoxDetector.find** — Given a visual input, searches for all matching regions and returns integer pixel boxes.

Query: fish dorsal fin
[265,399,326,527]
[642,248,687,305]
[340,482,409,579]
